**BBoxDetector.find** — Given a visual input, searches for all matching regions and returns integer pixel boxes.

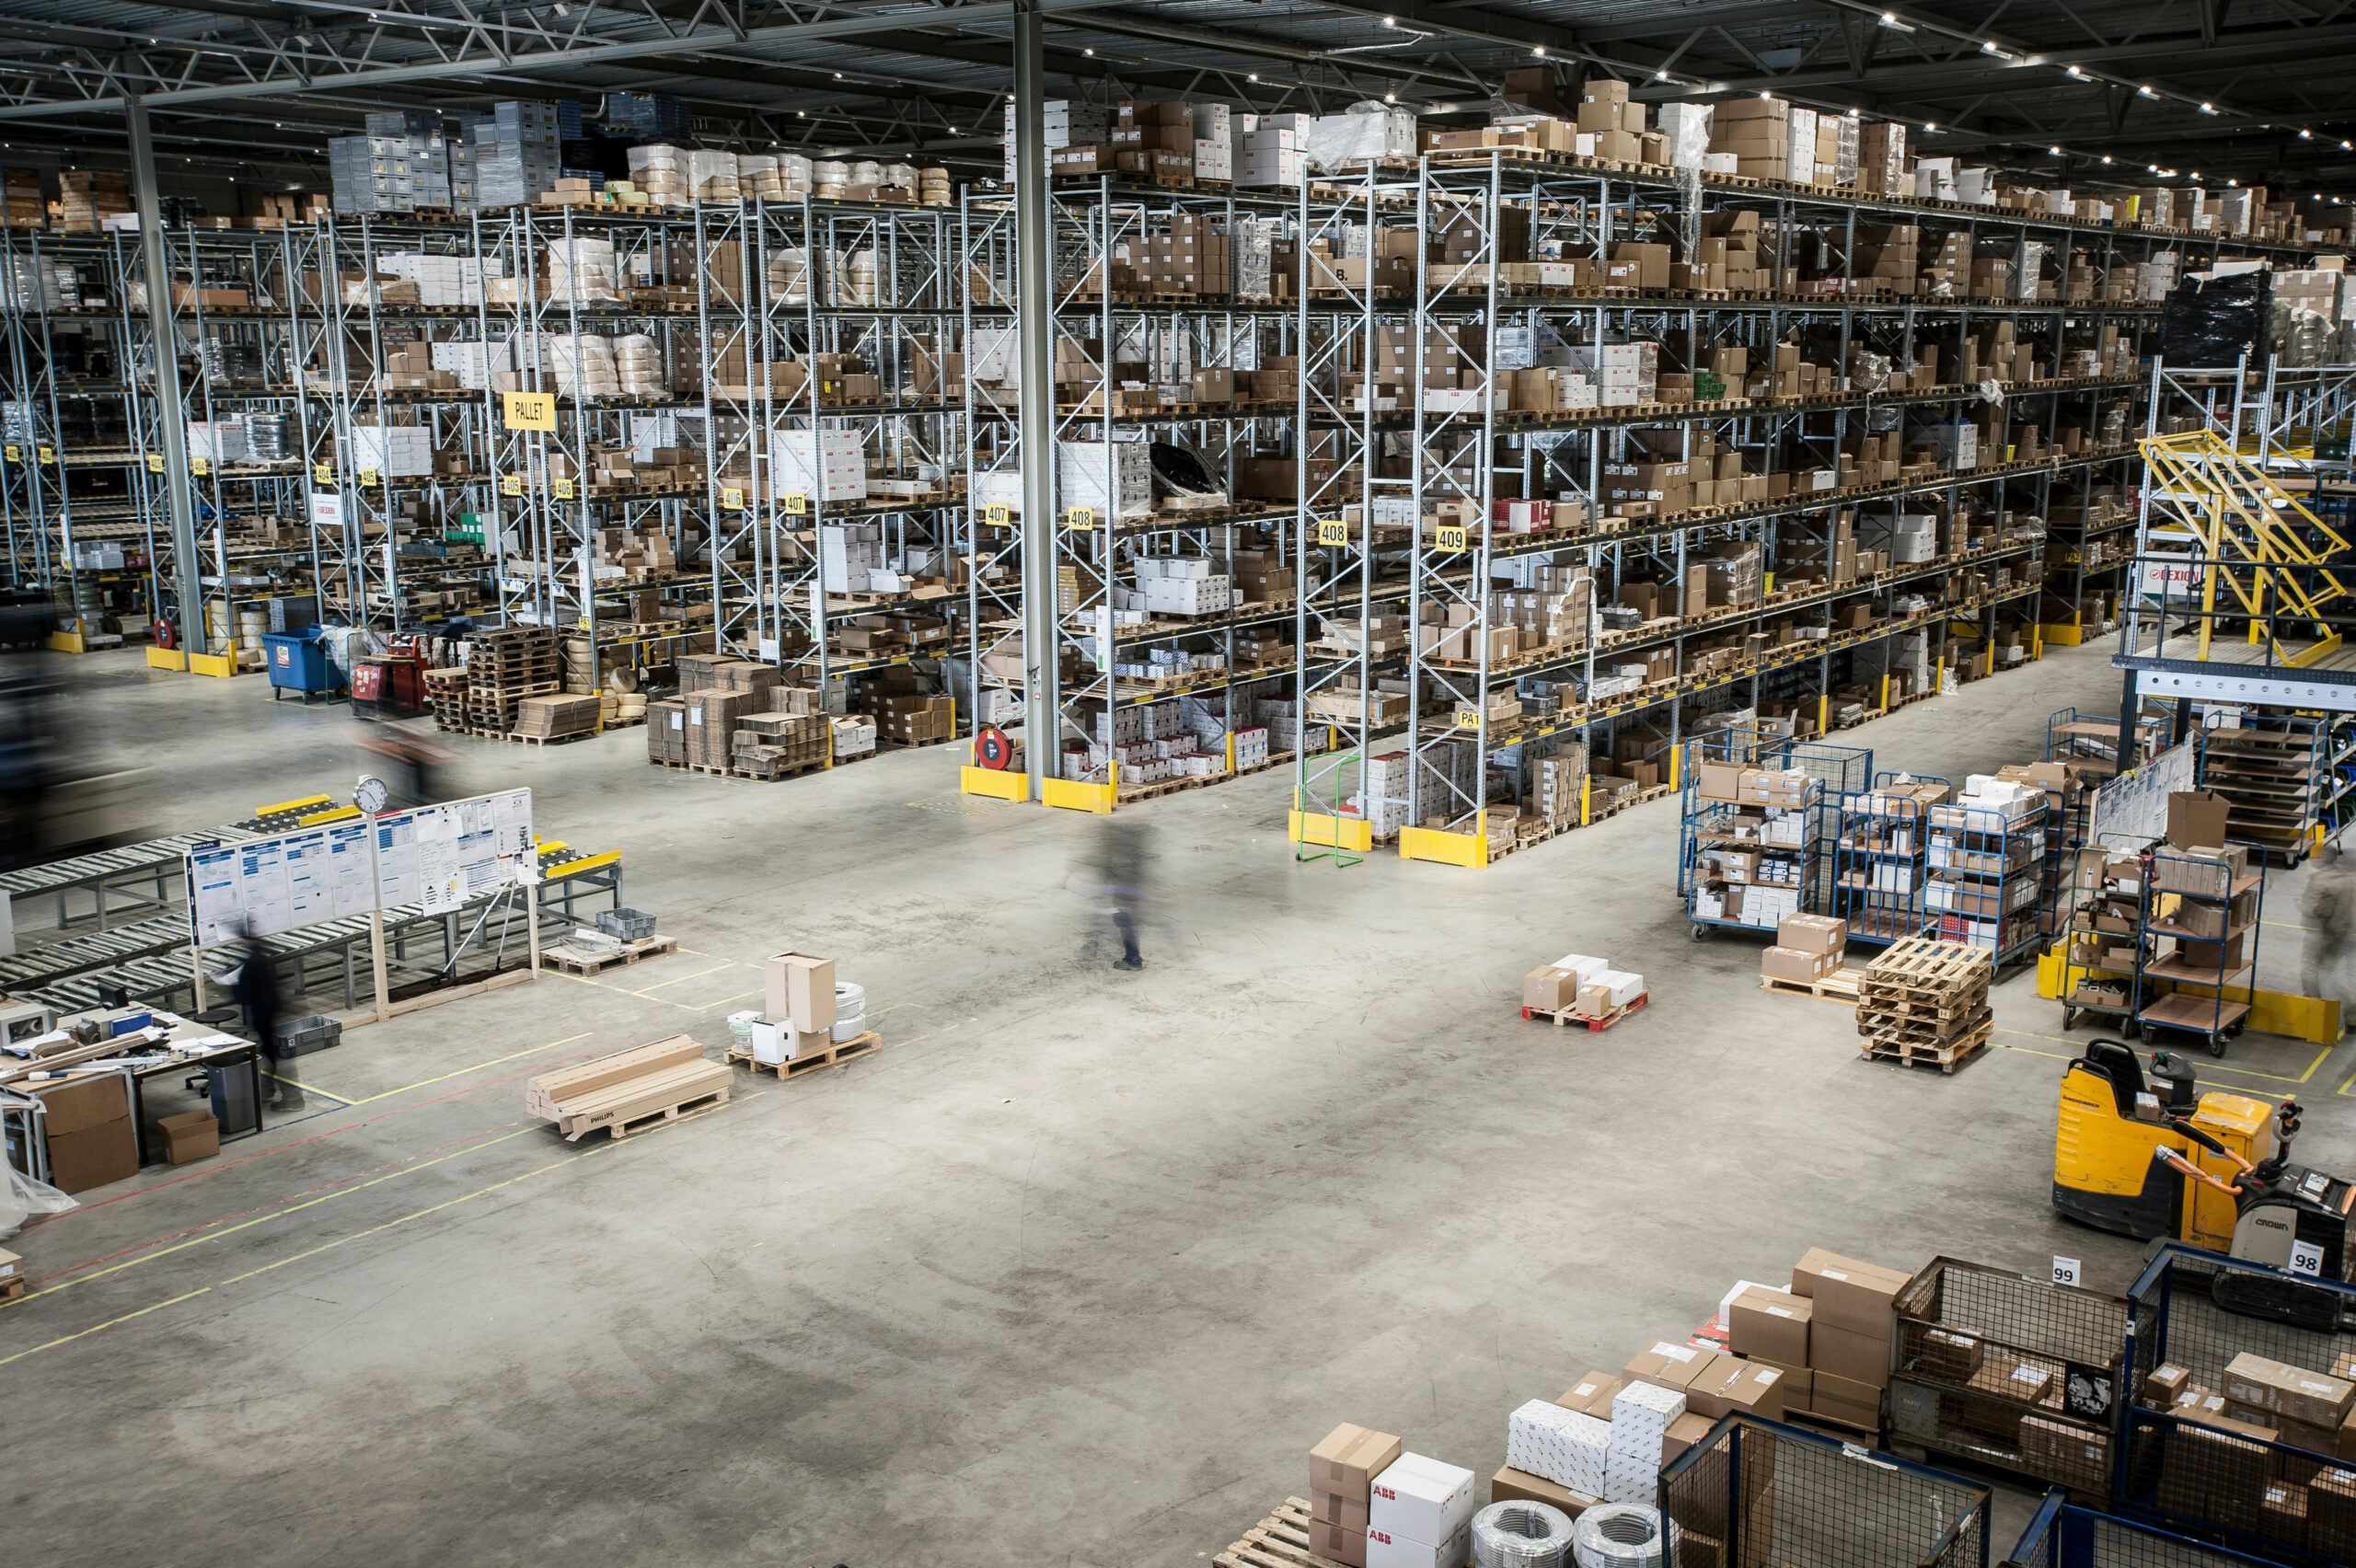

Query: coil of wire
[1570,1505,1668,1568]
[1472,1501,1576,1568]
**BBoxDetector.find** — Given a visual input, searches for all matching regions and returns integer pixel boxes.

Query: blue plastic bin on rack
[261,628,334,699]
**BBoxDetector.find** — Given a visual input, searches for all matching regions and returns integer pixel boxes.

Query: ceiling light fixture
[1384,91,1397,102]
[2101,155,2112,164]
[2066,65,2085,79]
[1879,12,1915,32]
[2050,145,2062,155]
[2200,101,2218,114]
[1981,41,2015,60]
[2139,85,2158,98]
[2301,129,2315,139]
[1531,45,1545,56]
[1923,121,1936,132]
[1082,46,1092,54]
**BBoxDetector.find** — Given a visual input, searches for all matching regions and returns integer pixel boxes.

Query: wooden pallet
[1860,1004,1993,1045]
[725,1030,881,1079]
[1859,1017,1992,1074]
[1217,1499,1344,1568]
[1521,992,1649,1032]
[587,1086,731,1138]
[1860,936,1992,999]
[0,1274,25,1301]
[501,729,599,746]
[540,933,678,975]
[1761,968,1865,1004]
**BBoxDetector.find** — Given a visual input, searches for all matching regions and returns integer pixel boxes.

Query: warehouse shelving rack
[2135,842,2265,1055]
[1675,728,1867,939]
[1924,792,2050,963]
[2196,709,2354,863]
[1831,772,1952,947]
[2056,841,2145,1032]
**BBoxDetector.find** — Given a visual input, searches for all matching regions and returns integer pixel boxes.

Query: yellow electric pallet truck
[2053,1039,2356,1280]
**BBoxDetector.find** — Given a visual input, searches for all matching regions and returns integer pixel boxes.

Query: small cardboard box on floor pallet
[750,951,837,1063]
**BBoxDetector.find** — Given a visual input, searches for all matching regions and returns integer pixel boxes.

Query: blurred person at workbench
[2301,842,2353,1036]
[356,721,457,812]
[221,919,303,1113]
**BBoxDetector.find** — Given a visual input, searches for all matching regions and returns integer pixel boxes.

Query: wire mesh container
[2004,1491,2285,1568]
[2118,1244,2356,1564]
[1660,1413,1990,1568]
[1889,1257,2131,1496]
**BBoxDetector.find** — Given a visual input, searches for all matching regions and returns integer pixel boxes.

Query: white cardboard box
[1368,1453,1477,1549]
[1367,1517,1471,1568]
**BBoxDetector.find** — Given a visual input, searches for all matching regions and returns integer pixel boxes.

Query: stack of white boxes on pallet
[818,523,886,593]
[1058,439,1152,521]
[1306,1425,1477,1568]
[1606,1381,1687,1504]
[1232,112,1311,189]
[185,421,249,466]
[772,429,869,502]
[1133,558,1239,617]
[1190,102,1233,183]
[1507,1398,1611,1503]
[1002,98,1110,181]
[348,425,435,478]
[378,251,506,306]
[1568,341,1657,407]
[1358,750,1413,840]
[432,339,513,390]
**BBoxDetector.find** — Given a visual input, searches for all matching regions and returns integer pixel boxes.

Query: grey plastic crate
[271,1013,341,1056]
[598,907,658,941]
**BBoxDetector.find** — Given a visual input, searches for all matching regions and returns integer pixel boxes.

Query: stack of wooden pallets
[1856,937,1992,1073]
[525,1035,730,1141]
[461,627,560,734]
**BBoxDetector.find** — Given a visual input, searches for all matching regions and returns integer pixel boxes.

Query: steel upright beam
[1013,0,1058,797]
[127,95,204,654]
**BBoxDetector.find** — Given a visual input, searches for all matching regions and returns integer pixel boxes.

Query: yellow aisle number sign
[359,467,380,489]
[1067,506,1094,531]
[36,445,52,465]
[1316,517,1349,548]
[553,477,575,501]
[314,462,333,484]
[1434,524,1468,554]
[1455,709,1483,730]
[191,456,210,476]
[148,454,165,473]
[722,486,745,510]
[984,502,1011,526]
[502,474,524,497]
[781,493,808,515]
[3,444,17,463]
[502,390,558,432]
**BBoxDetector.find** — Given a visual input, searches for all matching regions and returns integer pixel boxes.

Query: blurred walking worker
[2301,842,2353,1034]
[229,922,304,1112]
[1099,821,1151,971]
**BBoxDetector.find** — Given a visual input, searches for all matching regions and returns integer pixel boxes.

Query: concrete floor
[4,640,2352,1567]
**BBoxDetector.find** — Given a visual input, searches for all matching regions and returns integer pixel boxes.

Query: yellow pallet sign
[1433,523,1468,554]
[1454,709,1482,730]
[502,474,524,497]
[147,454,165,474]
[191,456,210,476]
[722,486,745,511]
[1315,517,1350,548]
[553,477,575,501]
[501,390,558,432]
[781,492,808,516]
[984,502,1011,526]
[2,444,17,463]
[359,467,380,489]
[314,462,333,485]
[36,445,52,465]
[1067,506,1094,531]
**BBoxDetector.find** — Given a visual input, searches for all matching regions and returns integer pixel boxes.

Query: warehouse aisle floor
[6,641,2350,1566]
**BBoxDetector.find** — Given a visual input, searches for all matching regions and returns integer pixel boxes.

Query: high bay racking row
[0,153,2320,869]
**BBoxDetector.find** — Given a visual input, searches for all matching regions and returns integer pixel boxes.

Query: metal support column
[128,95,204,654]
[1013,0,1058,797]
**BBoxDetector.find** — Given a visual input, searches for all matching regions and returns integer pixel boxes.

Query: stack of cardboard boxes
[1761,913,1849,987]
[1729,1246,1908,1430]
[1305,1424,1477,1568]
[748,951,842,1064]
[1521,951,1647,1021]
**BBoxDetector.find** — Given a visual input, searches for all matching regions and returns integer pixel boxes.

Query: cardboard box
[2144,1363,2194,1405]
[1761,947,1831,986]
[44,1119,139,1193]
[1487,1465,1595,1517]
[2166,790,2234,853]
[155,1110,219,1164]
[1811,1322,1892,1388]
[766,951,837,1032]
[1300,1516,1369,1567]
[31,1074,132,1136]
[1313,1424,1405,1500]
[1811,1369,1881,1429]
[1625,1339,1715,1389]
[1311,1490,1371,1531]
[1792,1248,1910,1336]
[1367,1519,1471,1568]
[1776,914,1847,955]
[1524,966,1581,1011]
[0,1245,19,1281]
[2226,1354,2356,1432]
[1729,1286,1812,1366]
[1557,1372,1623,1417]
[1369,1453,1477,1548]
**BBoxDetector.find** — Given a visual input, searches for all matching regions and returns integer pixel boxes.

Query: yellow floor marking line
[1996,1031,2327,1093]
[260,1071,356,1106]
[0,1095,756,1362]
[289,1032,597,1107]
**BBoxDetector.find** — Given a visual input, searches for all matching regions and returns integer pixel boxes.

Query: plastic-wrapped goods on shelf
[1654,103,1713,170]
[546,237,619,305]
[737,155,784,202]
[625,144,689,207]
[688,148,740,202]
[2274,304,2336,367]
[1845,348,1892,394]
[242,412,292,462]
[2159,268,2271,367]
[779,154,814,195]
[849,160,884,186]
[834,248,878,307]
[613,334,664,398]
[1306,101,1416,170]
[884,162,918,192]
[768,248,809,306]
[812,160,850,196]
[549,335,618,398]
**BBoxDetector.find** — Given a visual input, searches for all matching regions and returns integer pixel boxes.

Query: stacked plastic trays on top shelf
[1831,772,1950,950]
[1925,774,2050,965]
[1677,729,1870,941]
[2198,712,2356,869]
[2136,843,2266,1057]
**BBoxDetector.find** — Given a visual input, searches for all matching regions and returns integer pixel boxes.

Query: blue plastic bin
[263,629,334,700]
